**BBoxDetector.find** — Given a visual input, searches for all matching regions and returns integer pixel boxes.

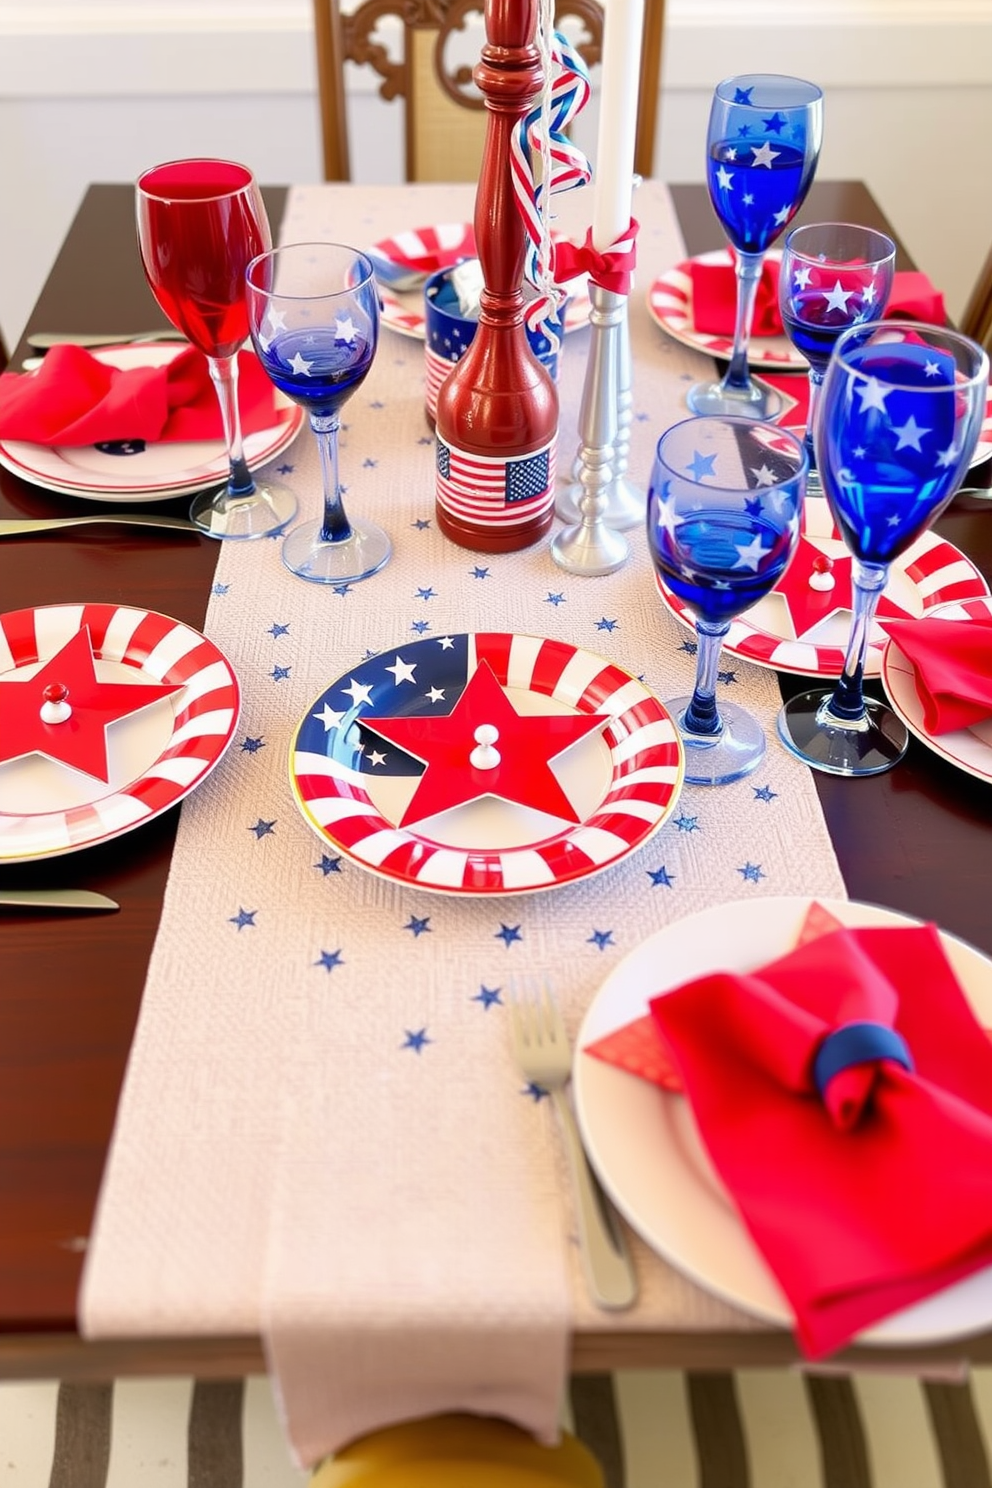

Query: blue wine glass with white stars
[246,242,390,584]
[687,74,823,422]
[778,222,896,492]
[647,416,807,785]
[777,321,989,776]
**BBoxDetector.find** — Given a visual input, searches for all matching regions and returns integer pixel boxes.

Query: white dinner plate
[0,602,240,862]
[647,250,805,372]
[574,895,992,1346]
[655,495,990,678]
[881,595,992,785]
[289,631,684,896]
[371,223,592,340]
[0,344,304,503]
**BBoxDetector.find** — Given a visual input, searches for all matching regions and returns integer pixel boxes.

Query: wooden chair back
[961,245,992,354]
[312,0,665,184]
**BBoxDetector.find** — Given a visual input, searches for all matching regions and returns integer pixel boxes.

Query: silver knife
[26,330,188,351]
[0,889,120,911]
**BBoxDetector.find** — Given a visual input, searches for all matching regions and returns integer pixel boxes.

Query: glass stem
[684,619,729,736]
[722,251,764,392]
[208,355,254,497]
[312,414,353,544]
[826,559,889,722]
[804,368,824,472]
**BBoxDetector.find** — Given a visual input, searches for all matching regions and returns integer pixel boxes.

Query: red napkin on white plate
[0,344,279,447]
[689,258,946,338]
[881,617,992,735]
[586,916,992,1358]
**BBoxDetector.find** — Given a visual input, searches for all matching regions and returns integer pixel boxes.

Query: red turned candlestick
[434,0,558,552]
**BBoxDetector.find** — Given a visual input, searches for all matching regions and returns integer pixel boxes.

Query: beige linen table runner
[80,182,846,1467]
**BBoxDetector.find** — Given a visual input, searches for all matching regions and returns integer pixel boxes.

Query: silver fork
[509,982,637,1310]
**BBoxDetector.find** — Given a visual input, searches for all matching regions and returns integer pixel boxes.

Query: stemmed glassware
[687,74,823,422]
[245,242,390,585]
[135,158,297,540]
[647,416,807,785]
[779,222,896,491]
[777,322,989,776]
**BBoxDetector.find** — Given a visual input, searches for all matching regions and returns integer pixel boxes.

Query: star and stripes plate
[656,496,990,679]
[0,344,304,502]
[371,224,592,340]
[647,250,805,371]
[290,632,684,895]
[0,603,239,862]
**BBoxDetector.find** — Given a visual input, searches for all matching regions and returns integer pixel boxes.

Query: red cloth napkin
[689,259,946,337]
[881,617,992,734]
[587,921,992,1358]
[0,344,279,447]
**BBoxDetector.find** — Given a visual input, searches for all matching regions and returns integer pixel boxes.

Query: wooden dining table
[2,178,991,1383]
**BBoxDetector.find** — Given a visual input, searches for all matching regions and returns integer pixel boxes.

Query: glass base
[668,695,766,786]
[686,376,782,421]
[189,477,297,541]
[282,515,392,584]
[777,689,909,776]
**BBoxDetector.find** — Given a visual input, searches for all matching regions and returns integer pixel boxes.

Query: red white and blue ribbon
[510,27,592,352]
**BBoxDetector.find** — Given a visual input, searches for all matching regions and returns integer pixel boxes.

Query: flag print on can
[290,632,685,895]
[0,603,240,862]
[435,437,556,531]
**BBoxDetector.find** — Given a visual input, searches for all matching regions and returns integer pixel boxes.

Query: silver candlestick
[551,283,629,575]
[557,297,644,530]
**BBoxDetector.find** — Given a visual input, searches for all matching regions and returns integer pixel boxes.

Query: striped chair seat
[2,1369,991,1488]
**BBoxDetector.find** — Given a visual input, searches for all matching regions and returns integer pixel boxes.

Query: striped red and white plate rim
[0,603,239,862]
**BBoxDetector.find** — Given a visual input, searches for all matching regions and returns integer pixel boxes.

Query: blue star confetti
[315,949,345,971]
[249,819,276,839]
[271,666,291,682]
[315,853,343,874]
[647,865,675,887]
[546,593,566,606]
[229,908,256,931]
[413,518,432,529]
[674,813,700,833]
[738,862,766,883]
[472,566,490,579]
[588,929,615,951]
[212,582,230,596]
[241,736,265,754]
[332,584,353,597]
[596,617,619,632]
[496,923,523,947]
[404,915,432,937]
[411,620,431,635]
[753,784,778,802]
[522,1082,549,1102]
[268,622,290,639]
[473,986,502,1009]
[402,1028,431,1053]
[416,587,437,601]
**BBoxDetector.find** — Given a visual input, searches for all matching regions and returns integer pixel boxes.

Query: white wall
[0,0,989,351]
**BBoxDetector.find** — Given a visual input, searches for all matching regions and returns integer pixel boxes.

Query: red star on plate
[361,659,608,828]
[776,535,910,639]
[0,626,184,782]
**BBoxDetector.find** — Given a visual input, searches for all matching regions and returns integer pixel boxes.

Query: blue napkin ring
[813,1020,914,1098]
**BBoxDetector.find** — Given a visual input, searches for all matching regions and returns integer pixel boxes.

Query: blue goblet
[648,416,807,785]
[245,242,390,584]
[779,222,896,491]
[777,321,990,776]
[687,74,823,422]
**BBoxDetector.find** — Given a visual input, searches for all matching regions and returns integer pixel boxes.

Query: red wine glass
[135,158,297,539]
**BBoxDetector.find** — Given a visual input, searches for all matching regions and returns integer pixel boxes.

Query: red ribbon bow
[551,219,639,295]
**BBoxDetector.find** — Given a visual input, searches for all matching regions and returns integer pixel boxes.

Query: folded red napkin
[689,259,946,338]
[881,617,992,734]
[587,919,992,1358]
[690,253,782,336]
[0,344,279,447]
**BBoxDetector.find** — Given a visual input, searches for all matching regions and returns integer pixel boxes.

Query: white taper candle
[591,0,646,252]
